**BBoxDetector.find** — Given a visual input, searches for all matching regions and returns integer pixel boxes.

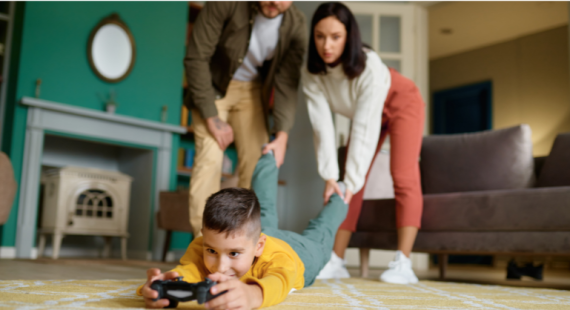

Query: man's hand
[141,268,180,309]
[206,116,234,151]
[262,131,288,168]
[205,272,263,310]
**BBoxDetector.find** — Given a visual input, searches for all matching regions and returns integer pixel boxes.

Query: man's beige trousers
[189,80,269,236]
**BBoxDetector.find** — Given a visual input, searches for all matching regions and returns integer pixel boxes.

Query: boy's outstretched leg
[302,193,348,256]
[251,152,279,230]
[300,192,348,285]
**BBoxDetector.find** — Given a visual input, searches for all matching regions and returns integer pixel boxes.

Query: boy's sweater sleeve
[136,238,207,296]
[241,253,300,308]
[171,237,208,282]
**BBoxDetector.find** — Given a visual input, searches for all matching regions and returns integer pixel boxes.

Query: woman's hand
[324,179,354,205]
[323,179,344,204]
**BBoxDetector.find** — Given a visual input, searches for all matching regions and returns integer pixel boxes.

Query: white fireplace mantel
[16,96,186,259]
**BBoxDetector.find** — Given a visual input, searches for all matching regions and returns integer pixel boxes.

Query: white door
[334,2,428,150]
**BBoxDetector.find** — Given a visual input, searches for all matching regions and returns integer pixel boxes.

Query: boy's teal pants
[251,154,348,287]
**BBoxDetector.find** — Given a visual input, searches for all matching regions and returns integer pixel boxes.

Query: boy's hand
[205,272,263,310]
[141,268,180,309]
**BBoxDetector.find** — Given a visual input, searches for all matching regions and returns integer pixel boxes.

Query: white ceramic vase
[106,104,116,114]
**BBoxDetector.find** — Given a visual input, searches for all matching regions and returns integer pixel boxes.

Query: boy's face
[202,227,266,279]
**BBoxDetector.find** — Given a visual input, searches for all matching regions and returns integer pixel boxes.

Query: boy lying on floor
[137,153,348,309]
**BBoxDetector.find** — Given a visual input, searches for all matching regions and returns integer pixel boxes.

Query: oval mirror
[88,13,136,83]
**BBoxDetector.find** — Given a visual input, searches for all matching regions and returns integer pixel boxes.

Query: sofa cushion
[421,187,570,231]
[420,125,534,194]
[537,132,570,187]
[355,187,570,232]
[348,231,570,254]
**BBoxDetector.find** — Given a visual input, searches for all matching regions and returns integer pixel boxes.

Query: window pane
[383,59,400,72]
[354,14,372,47]
[380,16,401,53]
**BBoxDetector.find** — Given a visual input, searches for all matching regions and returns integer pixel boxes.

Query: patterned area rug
[1,278,569,309]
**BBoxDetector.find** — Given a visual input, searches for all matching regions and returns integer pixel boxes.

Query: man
[184,1,307,237]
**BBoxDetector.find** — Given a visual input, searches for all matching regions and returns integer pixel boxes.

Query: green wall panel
[0,2,187,247]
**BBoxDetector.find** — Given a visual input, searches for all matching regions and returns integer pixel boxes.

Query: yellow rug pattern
[1,278,569,309]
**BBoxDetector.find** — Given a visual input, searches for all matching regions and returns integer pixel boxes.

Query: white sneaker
[380,251,419,284]
[316,251,351,279]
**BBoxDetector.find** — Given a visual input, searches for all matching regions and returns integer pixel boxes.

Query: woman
[303,2,424,284]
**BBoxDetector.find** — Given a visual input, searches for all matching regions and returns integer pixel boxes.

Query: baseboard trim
[0,246,16,258]
[2,245,152,260]
[11,246,151,261]
[165,250,187,263]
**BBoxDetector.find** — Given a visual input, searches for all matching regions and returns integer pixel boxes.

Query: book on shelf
[185,149,195,168]
[177,147,195,170]
[178,148,185,168]
[181,105,189,127]
[177,147,235,177]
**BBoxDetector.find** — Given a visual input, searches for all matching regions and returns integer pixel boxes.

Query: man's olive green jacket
[184,2,307,133]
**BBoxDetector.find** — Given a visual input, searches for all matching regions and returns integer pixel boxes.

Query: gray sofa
[348,125,570,278]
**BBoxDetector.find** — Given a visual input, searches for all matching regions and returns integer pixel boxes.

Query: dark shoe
[506,260,522,280]
[506,260,543,281]
[522,263,543,280]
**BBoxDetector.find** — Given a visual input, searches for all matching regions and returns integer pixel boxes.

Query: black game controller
[150,277,227,308]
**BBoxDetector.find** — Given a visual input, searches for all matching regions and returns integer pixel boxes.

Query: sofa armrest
[533,156,547,180]
[537,132,570,187]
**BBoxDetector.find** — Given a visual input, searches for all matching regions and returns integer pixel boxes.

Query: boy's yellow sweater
[137,233,305,308]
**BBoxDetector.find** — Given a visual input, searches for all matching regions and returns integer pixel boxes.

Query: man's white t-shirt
[233,13,283,81]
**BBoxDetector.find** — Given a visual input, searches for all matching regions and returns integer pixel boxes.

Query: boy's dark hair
[203,187,261,239]
[307,2,367,79]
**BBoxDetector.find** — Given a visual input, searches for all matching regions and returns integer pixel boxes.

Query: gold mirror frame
[87,13,136,83]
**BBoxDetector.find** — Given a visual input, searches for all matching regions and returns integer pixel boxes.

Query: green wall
[0,2,187,247]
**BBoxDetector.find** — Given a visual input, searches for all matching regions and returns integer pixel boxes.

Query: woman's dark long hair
[307,2,367,79]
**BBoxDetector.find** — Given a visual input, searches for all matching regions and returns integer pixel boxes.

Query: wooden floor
[1,258,569,290]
